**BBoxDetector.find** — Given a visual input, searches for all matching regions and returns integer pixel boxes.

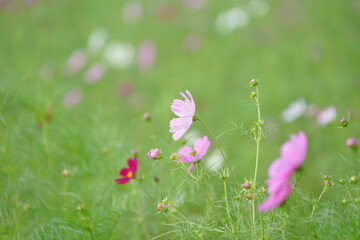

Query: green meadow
[1,0,359,239]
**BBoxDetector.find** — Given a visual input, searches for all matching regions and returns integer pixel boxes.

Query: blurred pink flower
[66,49,87,75]
[182,0,206,10]
[62,89,83,107]
[183,34,202,51]
[137,40,156,71]
[122,1,143,23]
[346,137,357,148]
[84,63,105,84]
[178,136,211,171]
[258,131,307,212]
[170,90,196,141]
[118,80,134,97]
[115,158,138,184]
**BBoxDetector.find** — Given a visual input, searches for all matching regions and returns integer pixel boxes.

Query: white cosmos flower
[316,106,337,126]
[248,0,269,17]
[103,42,135,69]
[215,7,249,35]
[87,28,108,54]
[282,98,306,123]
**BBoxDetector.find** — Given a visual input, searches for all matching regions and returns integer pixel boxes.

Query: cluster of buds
[169,153,180,161]
[147,148,162,160]
[156,198,175,213]
[242,180,254,201]
[323,175,333,187]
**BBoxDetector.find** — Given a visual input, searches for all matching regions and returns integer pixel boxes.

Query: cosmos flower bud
[153,176,160,183]
[346,137,357,148]
[249,78,258,87]
[323,175,331,181]
[338,178,346,185]
[170,153,180,160]
[246,194,253,200]
[338,118,348,128]
[130,149,138,157]
[349,176,358,184]
[62,169,71,177]
[147,148,162,160]
[325,181,333,187]
[243,181,252,190]
[341,199,349,205]
[143,112,151,121]
[250,91,257,98]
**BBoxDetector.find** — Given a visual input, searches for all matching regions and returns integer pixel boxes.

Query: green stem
[310,185,328,218]
[252,87,263,239]
[197,118,231,171]
[223,180,235,233]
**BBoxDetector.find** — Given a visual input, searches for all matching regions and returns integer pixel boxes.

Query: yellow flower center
[127,171,133,178]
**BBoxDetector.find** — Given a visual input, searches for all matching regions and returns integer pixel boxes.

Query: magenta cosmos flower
[178,136,210,171]
[258,131,307,212]
[114,158,138,184]
[170,90,196,141]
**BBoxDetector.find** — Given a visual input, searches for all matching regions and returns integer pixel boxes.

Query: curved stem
[197,118,231,172]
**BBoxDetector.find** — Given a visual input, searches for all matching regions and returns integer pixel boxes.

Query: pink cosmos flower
[258,131,307,212]
[147,148,161,160]
[178,136,210,171]
[137,40,156,71]
[114,158,138,184]
[84,63,105,84]
[62,88,83,107]
[170,90,196,141]
[66,49,87,75]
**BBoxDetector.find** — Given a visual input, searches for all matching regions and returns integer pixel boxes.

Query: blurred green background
[1,0,359,239]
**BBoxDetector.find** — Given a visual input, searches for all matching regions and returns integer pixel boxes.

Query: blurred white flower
[215,7,249,35]
[122,1,143,23]
[281,98,306,123]
[206,150,224,171]
[103,42,135,69]
[315,106,337,126]
[248,0,269,17]
[87,28,108,54]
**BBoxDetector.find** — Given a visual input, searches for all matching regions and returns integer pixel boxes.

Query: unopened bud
[325,181,333,187]
[130,149,138,157]
[143,112,151,121]
[346,137,357,148]
[170,153,180,160]
[249,78,258,87]
[349,176,358,184]
[220,174,228,180]
[341,199,349,205]
[102,147,109,154]
[338,118,348,128]
[62,169,71,177]
[323,175,331,181]
[250,91,257,98]
[338,178,346,185]
[153,176,160,183]
[147,148,162,160]
[23,204,30,211]
[246,194,253,200]
[243,181,252,190]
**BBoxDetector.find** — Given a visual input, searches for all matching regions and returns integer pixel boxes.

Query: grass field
[1,0,360,239]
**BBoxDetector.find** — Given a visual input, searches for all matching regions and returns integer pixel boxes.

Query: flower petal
[258,182,293,212]
[115,177,131,184]
[127,158,138,175]
[119,168,130,177]
[194,136,211,160]
[178,146,196,162]
[170,117,193,141]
